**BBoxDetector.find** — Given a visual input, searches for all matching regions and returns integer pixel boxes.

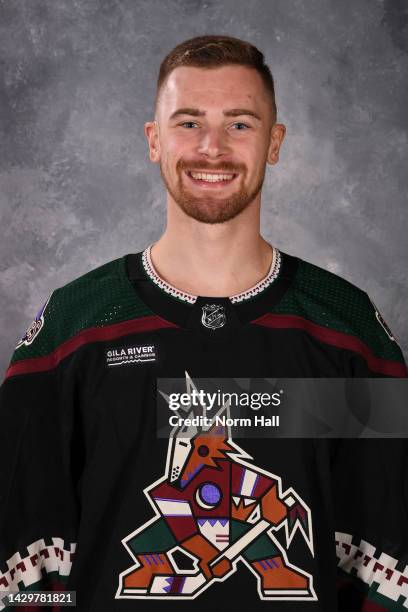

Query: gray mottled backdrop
[0,0,407,375]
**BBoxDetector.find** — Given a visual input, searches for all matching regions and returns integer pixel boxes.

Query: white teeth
[189,172,234,182]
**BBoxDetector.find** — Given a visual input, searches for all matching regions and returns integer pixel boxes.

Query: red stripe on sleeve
[5,315,179,380]
[252,313,407,377]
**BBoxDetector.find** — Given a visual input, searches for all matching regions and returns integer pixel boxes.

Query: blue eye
[232,123,250,130]
[180,121,198,128]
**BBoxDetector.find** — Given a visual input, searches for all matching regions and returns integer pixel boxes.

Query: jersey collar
[141,243,282,305]
[126,246,298,337]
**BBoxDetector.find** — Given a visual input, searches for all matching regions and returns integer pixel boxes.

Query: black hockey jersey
[0,244,407,612]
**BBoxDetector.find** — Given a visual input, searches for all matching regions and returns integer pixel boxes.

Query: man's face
[145,65,285,224]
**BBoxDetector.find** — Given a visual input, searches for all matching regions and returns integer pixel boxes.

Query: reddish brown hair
[155,35,277,124]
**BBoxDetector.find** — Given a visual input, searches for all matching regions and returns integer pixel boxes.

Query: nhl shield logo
[201,304,226,330]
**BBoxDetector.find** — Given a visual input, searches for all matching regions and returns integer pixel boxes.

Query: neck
[149,194,274,298]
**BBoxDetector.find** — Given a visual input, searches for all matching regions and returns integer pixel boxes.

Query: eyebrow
[169,107,261,121]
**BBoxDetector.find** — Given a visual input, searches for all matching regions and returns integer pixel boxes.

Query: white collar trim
[141,243,282,304]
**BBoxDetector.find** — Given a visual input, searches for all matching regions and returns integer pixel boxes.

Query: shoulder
[273,253,406,376]
[5,255,152,378]
[286,256,372,322]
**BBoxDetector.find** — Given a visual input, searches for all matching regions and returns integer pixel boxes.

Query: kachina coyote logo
[116,373,317,602]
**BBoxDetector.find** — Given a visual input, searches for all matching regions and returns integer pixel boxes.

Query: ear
[266,123,286,166]
[144,120,161,163]
[206,399,230,438]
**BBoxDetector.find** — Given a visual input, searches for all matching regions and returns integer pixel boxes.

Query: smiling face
[145,65,285,224]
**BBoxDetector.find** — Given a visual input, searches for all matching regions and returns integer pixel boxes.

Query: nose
[196,126,230,159]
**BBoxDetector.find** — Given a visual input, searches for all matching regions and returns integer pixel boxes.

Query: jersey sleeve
[346,291,407,377]
[0,292,80,610]
[333,438,408,611]
[333,294,408,610]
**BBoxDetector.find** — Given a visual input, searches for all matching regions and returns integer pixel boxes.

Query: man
[0,35,406,612]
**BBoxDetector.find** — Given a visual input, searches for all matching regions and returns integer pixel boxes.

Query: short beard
[160,160,266,224]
